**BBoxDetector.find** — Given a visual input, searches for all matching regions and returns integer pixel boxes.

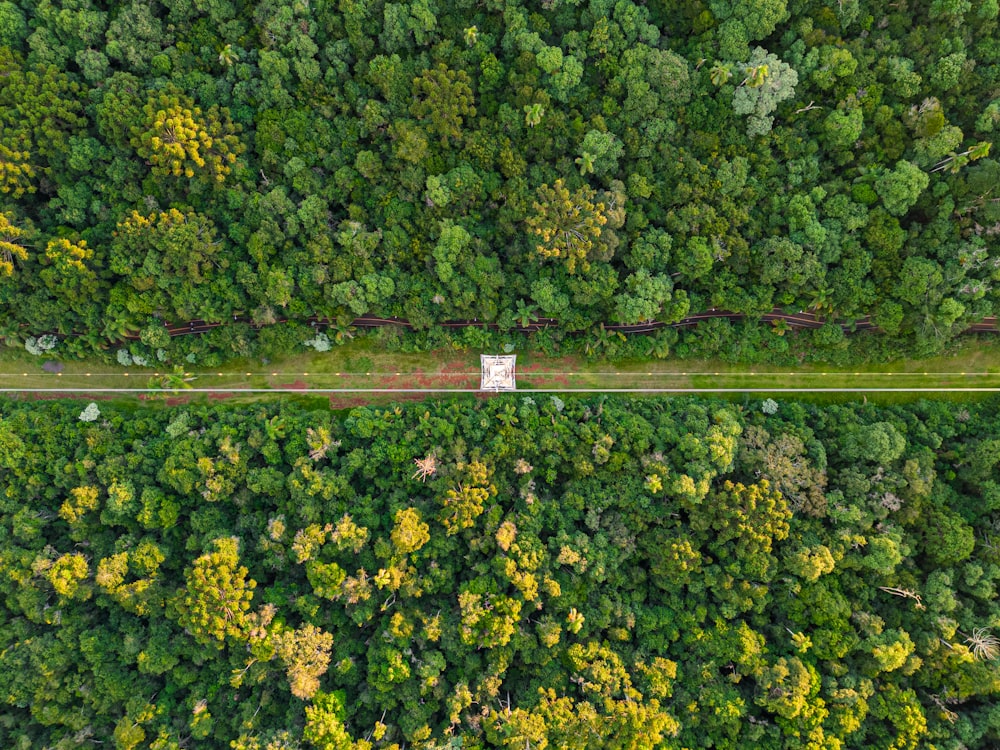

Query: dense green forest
[1,0,999,364]
[1,394,999,748]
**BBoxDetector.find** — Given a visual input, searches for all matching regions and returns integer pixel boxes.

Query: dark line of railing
[144,309,998,341]
[7,309,997,344]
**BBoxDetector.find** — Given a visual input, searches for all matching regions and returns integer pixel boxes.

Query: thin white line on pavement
[3,371,1000,378]
[2,388,1000,394]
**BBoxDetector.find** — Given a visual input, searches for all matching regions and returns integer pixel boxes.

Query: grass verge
[3,336,1000,406]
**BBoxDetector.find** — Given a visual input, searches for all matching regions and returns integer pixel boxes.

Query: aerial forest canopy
[0,0,999,363]
[1,394,1000,747]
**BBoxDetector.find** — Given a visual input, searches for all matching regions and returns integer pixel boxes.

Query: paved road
[5,387,1000,394]
[151,310,998,338]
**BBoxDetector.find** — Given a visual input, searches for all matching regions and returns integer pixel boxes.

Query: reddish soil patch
[328,392,432,409]
[414,373,476,387]
[369,371,478,389]
[207,392,236,401]
[165,396,192,406]
[328,395,370,409]
[277,380,308,390]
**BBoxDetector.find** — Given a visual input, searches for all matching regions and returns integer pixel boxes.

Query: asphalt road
[4,387,1000,394]
[151,310,999,338]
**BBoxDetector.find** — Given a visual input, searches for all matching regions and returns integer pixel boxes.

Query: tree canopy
[0,0,998,363]
[1,394,1000,747]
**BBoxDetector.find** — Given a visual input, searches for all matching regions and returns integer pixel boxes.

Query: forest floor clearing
[3,336,1000,405]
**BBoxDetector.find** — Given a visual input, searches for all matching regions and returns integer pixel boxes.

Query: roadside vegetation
[5,331,1000,403]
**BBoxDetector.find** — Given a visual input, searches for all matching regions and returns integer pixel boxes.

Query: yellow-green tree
[390,507,431,554]
[303,691,354,749]
[754,656,815,719]
[95,542,166,617]
[439,461,496,535]
[41,237,99,303]
[131,90,243,183]
[112,208,220,283]
[109,208,230,320]
[46,552,90,600]
[526,179,617,274]
[0,143,34,199]
[172,537,256,647]
[410,63,476,143]
[0,54,85,181]
[44,237,91,274]
[271,623,334,699]
[0,212,28,277]
[59,485,100,525]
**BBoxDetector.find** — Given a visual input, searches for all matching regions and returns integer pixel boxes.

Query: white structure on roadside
[480,354,517,391]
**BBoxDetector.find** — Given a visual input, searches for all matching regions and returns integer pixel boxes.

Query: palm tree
[218,44,238,67]
[495,404,519,428]
[0,320,23,346]
[166,367,196,388]
[645,335,671,359]
[149,366,196,391]
[463,26,478,47]
[743,63,769,88]
[709,62,732,87]
[145,367,196,399]
[524,103,544,127]
[514,300,539,329]
[330,322,356,344]
[102,316,141,343]
[266,415,287,440]
[306,427,337,461]
[584,324,625,356]
[931,141,992,173]
[806,286,835,319]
